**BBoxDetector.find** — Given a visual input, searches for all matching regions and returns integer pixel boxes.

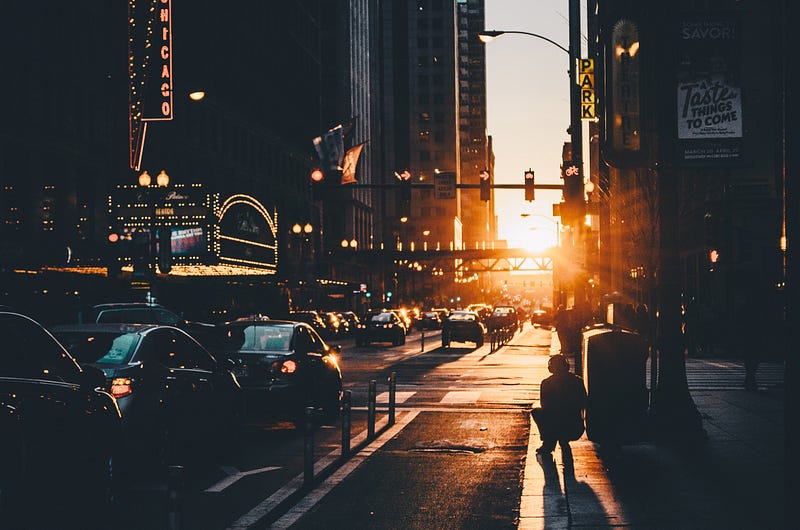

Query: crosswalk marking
[440,391,483,403]
[376,391,416,404]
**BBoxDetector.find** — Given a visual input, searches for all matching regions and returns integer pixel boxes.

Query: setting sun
[505,213,560,254]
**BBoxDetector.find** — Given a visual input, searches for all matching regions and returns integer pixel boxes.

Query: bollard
[367,379,376,440]
[304,406,315,489]
[388,372,396,426]
[341,390,351,457]
[167,465,184,530]
[421,328,425,351]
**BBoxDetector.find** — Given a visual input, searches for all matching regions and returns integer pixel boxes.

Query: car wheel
[400,332,406,345]
[476,336,484,347]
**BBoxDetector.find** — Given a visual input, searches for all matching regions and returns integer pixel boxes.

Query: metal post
[304,406,315,488]
[367,379,376,440]
[421,328,425,351]
[388,372,396,426]
[341,390,351,457]
[166,465,184,530]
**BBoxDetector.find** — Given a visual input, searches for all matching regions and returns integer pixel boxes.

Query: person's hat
[547,354,570,374]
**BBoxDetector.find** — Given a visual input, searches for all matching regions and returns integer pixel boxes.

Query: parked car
[441,310,486,347]
[211,320,343,426]
[416,311,443,330]
[358,311,407,346]
[0,310,122,528]
[49,323,243,468]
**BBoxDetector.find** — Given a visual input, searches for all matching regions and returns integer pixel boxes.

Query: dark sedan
[1,311,122,528]
[49,323,243,468]
[442,310,486,347]
[416,311,443,330]
[358,311,407,346]
[212,320,343,426]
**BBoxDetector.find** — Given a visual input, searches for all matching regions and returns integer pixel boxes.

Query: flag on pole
[312,124,344,171]
[340,143,365,184]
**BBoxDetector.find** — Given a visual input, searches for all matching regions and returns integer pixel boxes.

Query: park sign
[579,58,596,120]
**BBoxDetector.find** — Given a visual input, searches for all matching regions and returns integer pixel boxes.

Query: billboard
[676,15,743,164]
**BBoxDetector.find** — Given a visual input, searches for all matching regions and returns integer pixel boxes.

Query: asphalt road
[52,324,782,529]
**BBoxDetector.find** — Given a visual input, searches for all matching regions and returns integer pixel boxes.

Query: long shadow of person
[536,451,568,527]
[559,444,616,527]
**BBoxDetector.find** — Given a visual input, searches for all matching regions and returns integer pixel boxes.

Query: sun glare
[507,224,558,254]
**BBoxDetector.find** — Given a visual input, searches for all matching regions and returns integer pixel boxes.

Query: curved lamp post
[478,30,568,55]
[137,169,170,280]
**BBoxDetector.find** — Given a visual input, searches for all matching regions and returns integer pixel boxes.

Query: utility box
[581,326,649,445]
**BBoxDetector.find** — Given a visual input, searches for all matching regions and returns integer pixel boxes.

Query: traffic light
[310,167,325,200]
[158,227,172,274]
[561,161,584,226]
[397,170,412,221]
[524,169,535,201]
[479,169,491,201]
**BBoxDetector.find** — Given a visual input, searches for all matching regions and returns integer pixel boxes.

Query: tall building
[0,2,351,319]
[379,0,462,253]
[457,0,495,248]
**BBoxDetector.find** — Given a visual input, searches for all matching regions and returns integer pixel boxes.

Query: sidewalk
[518,329,786,529]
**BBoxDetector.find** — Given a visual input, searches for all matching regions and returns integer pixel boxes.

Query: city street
[85,324,784,530]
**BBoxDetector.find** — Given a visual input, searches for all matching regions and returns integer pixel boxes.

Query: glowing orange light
[280,360,297,374]
[310,168,324,183]
[110,378,133,399]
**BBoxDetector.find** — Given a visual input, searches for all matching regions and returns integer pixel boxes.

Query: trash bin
[581,325,649,445]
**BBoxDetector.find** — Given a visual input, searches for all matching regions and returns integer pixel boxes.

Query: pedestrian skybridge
[354,247,555,273]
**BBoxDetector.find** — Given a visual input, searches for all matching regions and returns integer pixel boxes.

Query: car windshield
[52,331,140,365]
[370,313,394,323]
[449,313,476,322]
[218,324,294,352]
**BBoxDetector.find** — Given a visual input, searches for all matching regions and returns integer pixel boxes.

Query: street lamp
[478,24,582,198]
[478,30,569,54]
[136,169,171,282]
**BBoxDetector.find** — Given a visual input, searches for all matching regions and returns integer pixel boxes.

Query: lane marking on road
[205,465,282,493]
[270,410,420,529]
[226,412,411,529]
[440,390,483,403]
[376,390,415,403]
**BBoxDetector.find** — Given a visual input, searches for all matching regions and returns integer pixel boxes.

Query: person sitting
[530,354,587,454]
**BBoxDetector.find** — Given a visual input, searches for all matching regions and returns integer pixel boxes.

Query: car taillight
[110,377,133,399]
[277,360,297,374]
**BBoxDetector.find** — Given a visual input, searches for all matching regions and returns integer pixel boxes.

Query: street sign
[434,172,456,199]
[579,58,596,121]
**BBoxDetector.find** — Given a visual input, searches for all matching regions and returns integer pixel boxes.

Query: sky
[484,0,574,250]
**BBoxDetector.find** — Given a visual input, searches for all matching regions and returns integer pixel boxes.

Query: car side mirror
[80,365,107,392]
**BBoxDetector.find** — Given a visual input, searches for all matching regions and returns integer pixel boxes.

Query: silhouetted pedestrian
[531,355,587,454]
